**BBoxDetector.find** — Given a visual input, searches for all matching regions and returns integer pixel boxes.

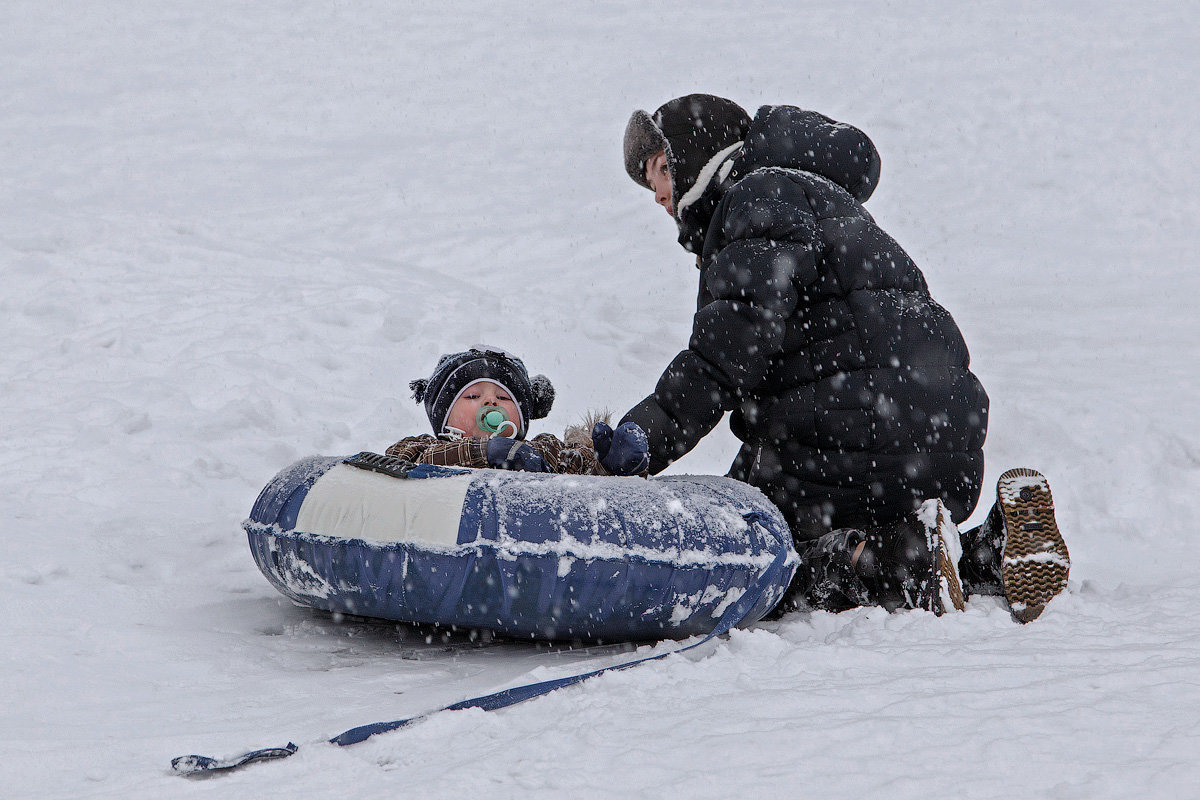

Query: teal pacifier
[477,406,517,437]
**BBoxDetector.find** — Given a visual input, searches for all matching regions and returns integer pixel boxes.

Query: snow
[916,498,942,531]
[3,2,1199,798]
[1005,551,1072,568]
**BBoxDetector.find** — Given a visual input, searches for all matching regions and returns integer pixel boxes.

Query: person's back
[716,105,988,539]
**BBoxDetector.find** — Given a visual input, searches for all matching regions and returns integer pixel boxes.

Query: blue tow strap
[171,512,791,776]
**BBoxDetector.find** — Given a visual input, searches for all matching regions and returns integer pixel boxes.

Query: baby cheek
[448,400,478,427]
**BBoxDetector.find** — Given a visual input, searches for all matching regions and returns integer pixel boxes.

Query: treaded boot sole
[997,468,1070,623]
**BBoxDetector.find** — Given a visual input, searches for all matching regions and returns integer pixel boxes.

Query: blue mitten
[592,421,650,476]
[485,437,548,473]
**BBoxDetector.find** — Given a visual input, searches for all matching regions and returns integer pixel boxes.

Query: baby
[385,345,649,476]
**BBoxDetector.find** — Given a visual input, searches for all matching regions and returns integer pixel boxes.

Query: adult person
[619,94,1069,621]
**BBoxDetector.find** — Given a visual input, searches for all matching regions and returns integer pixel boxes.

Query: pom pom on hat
[529,374,555,420]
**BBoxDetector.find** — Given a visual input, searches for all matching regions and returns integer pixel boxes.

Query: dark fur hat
[411,345,554,438]
[623,109,667,191]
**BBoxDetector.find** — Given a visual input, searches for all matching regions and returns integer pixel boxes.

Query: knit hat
[623,94,752,217]
[409,345,554,439]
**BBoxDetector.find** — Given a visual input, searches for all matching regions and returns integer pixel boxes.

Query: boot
[959,468,1070,623]
[853,499,964,615]
[785,528,875,614]
[959,503,1005,597]
[788,500,964,615]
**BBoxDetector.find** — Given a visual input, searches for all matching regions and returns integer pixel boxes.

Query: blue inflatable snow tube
[245,453,797,641]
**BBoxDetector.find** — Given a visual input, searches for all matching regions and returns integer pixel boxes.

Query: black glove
[592,421,650,476]
[485,436,548,473]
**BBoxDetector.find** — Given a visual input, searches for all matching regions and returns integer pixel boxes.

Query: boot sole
[997,468,1070,623]
[935,501,965,614]
[919,499,965,615]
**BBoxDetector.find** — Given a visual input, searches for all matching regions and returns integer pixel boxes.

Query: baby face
[445,379,521,437]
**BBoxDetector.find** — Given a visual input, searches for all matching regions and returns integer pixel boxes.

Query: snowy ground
[3,2,1199,798]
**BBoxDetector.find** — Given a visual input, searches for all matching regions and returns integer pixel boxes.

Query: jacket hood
[734,105,880,203]
[674,105,881,253]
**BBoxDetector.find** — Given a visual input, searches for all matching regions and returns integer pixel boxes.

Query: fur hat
[409,345,554,438]
[623,94,751,216]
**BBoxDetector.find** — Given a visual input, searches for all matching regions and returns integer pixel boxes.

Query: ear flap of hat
[409,378,430,403]
[529,375,555,419]
[624,109,667,190]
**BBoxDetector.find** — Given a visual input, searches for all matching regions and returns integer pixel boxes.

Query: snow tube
[244,452,798,641]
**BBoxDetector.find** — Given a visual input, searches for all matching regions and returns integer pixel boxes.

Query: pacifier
[476,406,518,438]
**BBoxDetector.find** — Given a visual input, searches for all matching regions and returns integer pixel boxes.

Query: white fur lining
[676,141,744,217]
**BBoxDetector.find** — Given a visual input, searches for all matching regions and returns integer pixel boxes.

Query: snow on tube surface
[245,453,798,641]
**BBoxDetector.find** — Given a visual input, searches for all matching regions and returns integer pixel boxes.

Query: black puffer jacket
[621,105,988,540]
